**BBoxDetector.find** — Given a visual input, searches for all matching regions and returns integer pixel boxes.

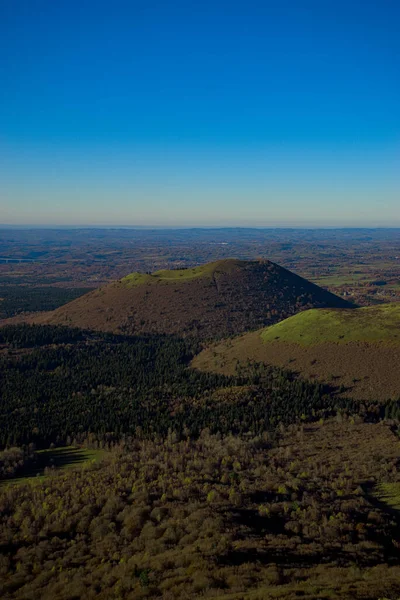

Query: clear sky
[1,0,399,226]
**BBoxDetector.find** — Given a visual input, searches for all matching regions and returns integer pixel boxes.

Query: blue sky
[1,0,399,226]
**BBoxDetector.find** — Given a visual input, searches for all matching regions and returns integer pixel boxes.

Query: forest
[1,422,400,599]
[1,324,400,599]
[2,324,398,452]
[0,287,90,319]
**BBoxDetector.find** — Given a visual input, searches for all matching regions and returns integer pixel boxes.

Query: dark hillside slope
[193,303,400,400]
[17,259,353,339]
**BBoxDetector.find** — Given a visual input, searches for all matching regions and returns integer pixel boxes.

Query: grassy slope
[261,304,400,345]
[193,304,400,401]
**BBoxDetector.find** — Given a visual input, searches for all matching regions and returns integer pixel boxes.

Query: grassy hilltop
[261,303,400,345]
[121,260,236,286]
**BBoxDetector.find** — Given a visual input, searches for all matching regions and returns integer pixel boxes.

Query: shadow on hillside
[219,485,400,570]
[4,447,90,483]
[288,368,355,397]
[220,539,397,570]
[227,507,288,537]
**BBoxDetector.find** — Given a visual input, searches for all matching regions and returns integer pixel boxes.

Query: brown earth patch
[192,332,400,401]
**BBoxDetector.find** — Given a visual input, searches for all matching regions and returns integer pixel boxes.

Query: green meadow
[313,273,367,287]
[260,303,400,346]
[119,272,153,286]
[120,259,247,287]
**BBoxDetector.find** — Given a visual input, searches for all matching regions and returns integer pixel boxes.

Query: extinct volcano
[193,303,400,400]
[28,259,353,339]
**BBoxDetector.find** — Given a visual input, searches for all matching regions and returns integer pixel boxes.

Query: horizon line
[1,224,400,231]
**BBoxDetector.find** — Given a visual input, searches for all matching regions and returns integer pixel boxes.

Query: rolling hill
[12,259,353,339]
[192,303,400,400]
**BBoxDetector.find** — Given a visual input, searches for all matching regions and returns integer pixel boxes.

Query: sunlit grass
[119,272,153,286]
[313,273,367,286]
[260,303,400,345]
[375,483,400,510]
[1,446,106,487]
[120,259,248,286]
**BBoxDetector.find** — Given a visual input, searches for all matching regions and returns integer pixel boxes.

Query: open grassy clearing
[261,304,400,345]
[375,483,400,511]
[312,262,399,292]
[0,447,106,487]
[313,273,367,286]
[120,272,153,286]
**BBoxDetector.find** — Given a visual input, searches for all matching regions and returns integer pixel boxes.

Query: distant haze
[1,1,399,227]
